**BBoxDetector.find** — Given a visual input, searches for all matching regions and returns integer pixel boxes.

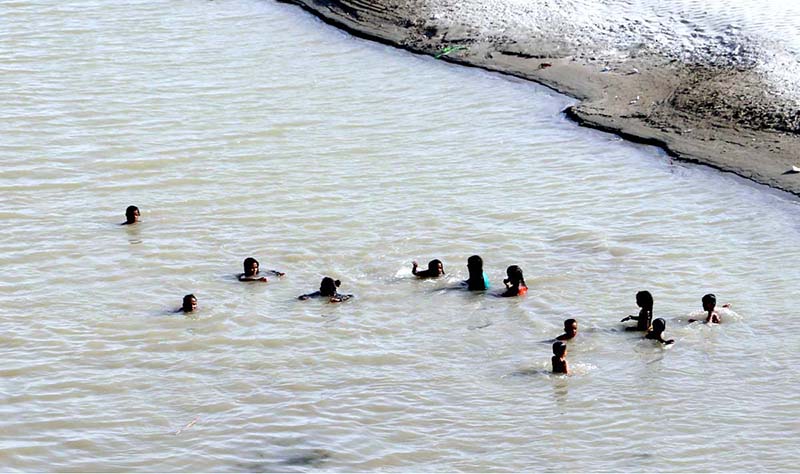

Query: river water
[1,0,799,471]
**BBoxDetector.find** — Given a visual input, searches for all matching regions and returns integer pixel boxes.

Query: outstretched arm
[330,294,353,303]
[298,291,321,301]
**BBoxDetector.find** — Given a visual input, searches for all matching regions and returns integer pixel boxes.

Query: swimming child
[181,294,197,313]
[122,205,140,225]
[500,265,527,297]
[552,341,570,374]
[465,255,490,291]
[689,293,723,323]
[556,318,578,341]
[238,257,284,282]
[645,318,675,344]
[412,259,445,278]
[620,290,653,331]
[298,277,353,303]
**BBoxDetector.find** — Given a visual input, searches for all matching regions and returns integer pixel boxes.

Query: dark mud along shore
[278,0,800,197]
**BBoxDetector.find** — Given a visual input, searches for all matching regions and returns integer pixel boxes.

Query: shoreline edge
[278,0,800,198]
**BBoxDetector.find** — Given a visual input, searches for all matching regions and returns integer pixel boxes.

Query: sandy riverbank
[278,0,800,197]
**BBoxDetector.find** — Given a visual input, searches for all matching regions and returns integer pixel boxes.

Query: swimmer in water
[552,341,569,374]
[238,257,284,282]
[689,293,726,323]
[556,318,578,341]
[298,277,353,303]
[500,265,527,297]
[181,294,197,313]
[412,259,445,279]
[465,255,489,291]
[645,318,675,344]
[620,290,653,331]
[122,205,140,225]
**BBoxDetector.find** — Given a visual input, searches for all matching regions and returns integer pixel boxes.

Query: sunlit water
[1,0,799,471]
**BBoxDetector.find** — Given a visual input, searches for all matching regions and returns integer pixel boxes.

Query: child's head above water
[182,294,197,312]
[651,317,666,333]
[564,318,577,335]
[636,290,653,310]
[504,265,525,286]
[243,257,259,276]
[467,255,483,271]
[552,341,567,357]
[428,259,444,275]
[320,277,341,296]
[124,205,140,224]
[647,317,675,344]
[702,293,716,311]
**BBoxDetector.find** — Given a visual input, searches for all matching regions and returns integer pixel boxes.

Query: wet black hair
[505,265,526,287]
[466,255,486,290]
[552,341,567,357]
[125,205,139,223]
[636,290,653,310]
[564,318,577,328]
[467,255,483,270]
[243,257,259,276]
[182,294,196,312]
[428,259,444,275]
[702,293,716,307]
[651,317,666,332]
[320,277,341,297]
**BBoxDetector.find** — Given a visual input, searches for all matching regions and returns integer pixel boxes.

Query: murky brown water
[1,0,799,471]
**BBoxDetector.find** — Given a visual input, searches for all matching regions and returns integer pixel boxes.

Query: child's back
[551,341,569,374]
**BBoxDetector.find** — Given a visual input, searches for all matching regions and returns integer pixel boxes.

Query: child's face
[183,297,197,312]
[249,261,259,275]
[567,321,578,335]
[703,300,715,312]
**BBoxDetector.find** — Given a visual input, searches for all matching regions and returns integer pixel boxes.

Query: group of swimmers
[125,205,728,376]
[550,291,726,374]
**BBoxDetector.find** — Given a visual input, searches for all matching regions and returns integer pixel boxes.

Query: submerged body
[122,205,140,225]
[465,255,490,291]
[180,294,197,313]
[645,318,675,344]
[500,265,527,297]
[238,257,285,282]
[621,290,653,331]
[412,259,445,279]
[552,341,570,374]
[556,319,578,341]
[689,293,723,323]
[299,277,353,303]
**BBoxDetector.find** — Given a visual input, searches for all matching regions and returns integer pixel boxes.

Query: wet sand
[278,0,800,197]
